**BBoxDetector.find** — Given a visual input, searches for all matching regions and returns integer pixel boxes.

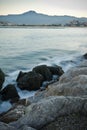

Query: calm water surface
[0,27,87,74]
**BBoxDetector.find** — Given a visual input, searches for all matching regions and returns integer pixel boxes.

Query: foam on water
[17,88,36,99]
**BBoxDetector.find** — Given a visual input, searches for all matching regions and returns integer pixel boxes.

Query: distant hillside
[0,10,87,25]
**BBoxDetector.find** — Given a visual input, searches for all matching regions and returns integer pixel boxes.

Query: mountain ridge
[0,10,87,25]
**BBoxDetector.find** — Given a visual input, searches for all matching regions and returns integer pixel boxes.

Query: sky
[0,0,87,17]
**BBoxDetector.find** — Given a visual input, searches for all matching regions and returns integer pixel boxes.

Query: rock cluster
[10,60,87,130]
[0,65,64,103]
[17,65,64,91]
[0,53,87,130]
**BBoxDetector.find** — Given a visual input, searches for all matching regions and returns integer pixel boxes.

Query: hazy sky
[0,0,87,17]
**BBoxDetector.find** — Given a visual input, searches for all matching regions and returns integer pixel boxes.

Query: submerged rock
[17,71,43,91]
[0,84,19,102]
[0,68,5,91]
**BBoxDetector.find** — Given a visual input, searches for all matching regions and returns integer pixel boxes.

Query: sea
[0,26,87,113]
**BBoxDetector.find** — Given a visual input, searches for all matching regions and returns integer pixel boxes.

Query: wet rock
[16,71,27,82]
[0,68,5,91]
[48,65,64,76]
[33,65,52,81]
[0,121,16,130]
[0,84,19,102]
[83,53,87,59]
[17,71,43,91]
[10,96,87,129]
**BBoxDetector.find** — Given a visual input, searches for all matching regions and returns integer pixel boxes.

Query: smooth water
[0,27,87,113]
[0,27,87,74]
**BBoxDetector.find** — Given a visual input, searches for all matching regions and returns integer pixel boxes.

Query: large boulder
[0,84,19,102]
[0,68,5,91]
[17,71,43,91]
[11,96,87,129]
[33,65,52,81]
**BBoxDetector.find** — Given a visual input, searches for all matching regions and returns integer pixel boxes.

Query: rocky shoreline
[0,53,87,130]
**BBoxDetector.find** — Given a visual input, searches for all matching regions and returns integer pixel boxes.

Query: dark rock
[16,71,27,82]
[0,84,19,102]
[33,65,52,81]
[0,68,5,91]
[17,71,43,91]
[48,65,64,76]
[83,53,87,59]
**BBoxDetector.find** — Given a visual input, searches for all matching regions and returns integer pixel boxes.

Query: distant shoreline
[0,25,87,28]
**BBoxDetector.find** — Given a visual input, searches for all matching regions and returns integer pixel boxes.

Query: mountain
[0,10,87,25]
